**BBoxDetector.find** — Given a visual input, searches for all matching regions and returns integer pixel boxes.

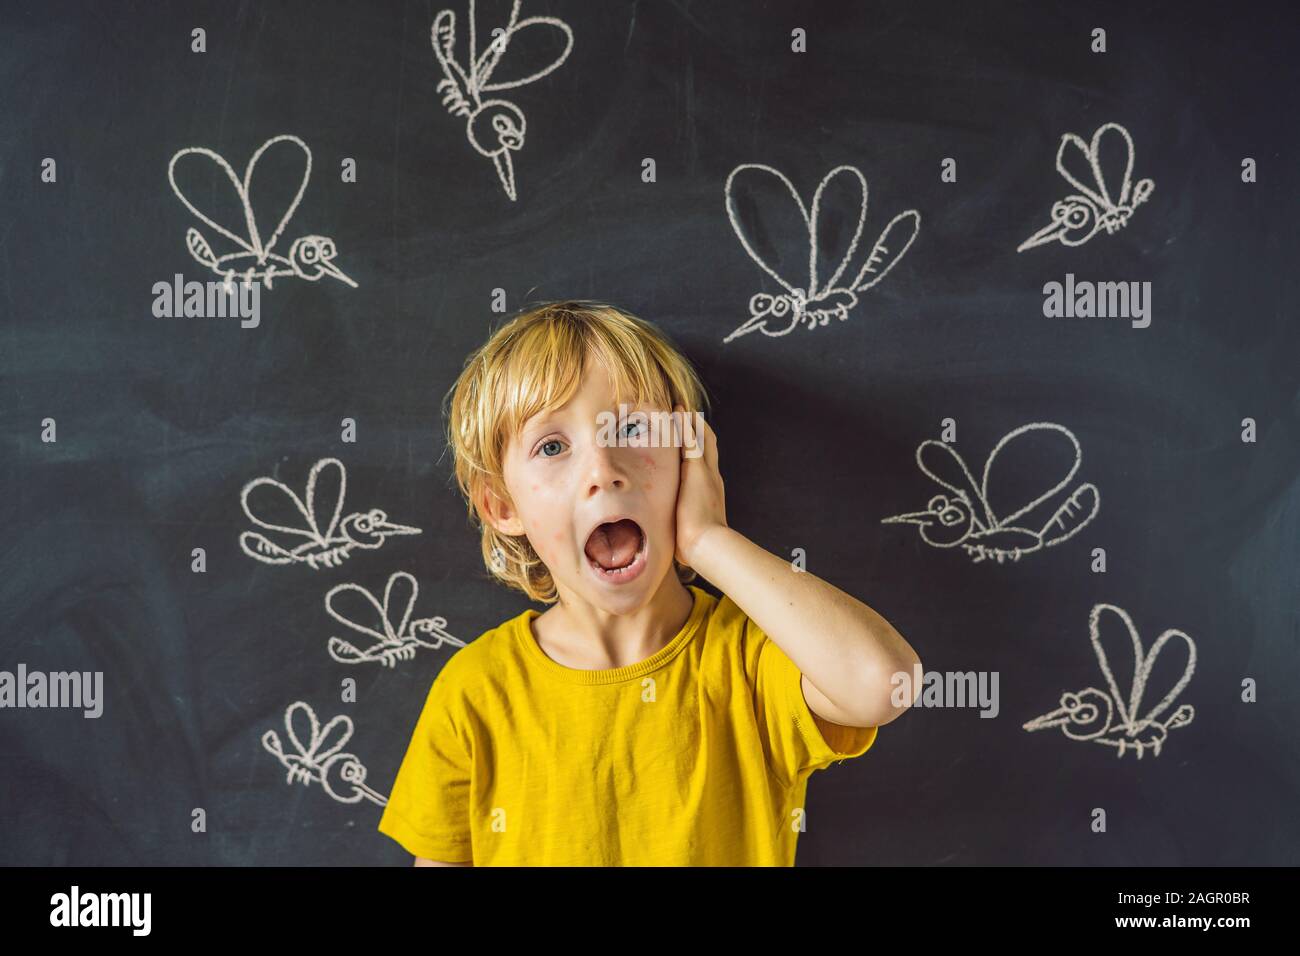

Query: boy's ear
[480,485,525,536]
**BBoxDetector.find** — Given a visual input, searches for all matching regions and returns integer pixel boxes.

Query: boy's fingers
[675,405,691,460]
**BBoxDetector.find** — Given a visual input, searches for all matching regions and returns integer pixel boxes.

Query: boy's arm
[414,856,472,867]
[688,525,920,729]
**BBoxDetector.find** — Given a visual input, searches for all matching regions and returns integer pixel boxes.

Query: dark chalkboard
[2,0,1297,866]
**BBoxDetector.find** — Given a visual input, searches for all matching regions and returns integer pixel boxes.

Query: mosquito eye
[320,240,335,257]
[355,517,371,532]
[301,245,318,262]
[1052,201,1090,228]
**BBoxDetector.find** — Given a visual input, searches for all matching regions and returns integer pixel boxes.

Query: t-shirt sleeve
[377,666,473,862]
[753,622,879,789]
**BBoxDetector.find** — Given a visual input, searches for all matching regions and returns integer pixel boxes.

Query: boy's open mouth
[583,518,647,578]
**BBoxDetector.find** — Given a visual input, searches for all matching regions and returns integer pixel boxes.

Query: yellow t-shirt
[377,584,878,865]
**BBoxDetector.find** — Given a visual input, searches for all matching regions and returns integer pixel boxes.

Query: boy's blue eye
[534,416,645,458]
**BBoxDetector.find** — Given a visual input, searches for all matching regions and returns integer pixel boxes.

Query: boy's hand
[673,404,727,567]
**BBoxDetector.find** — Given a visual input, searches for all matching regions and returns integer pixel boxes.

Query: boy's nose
[584,442,633,491]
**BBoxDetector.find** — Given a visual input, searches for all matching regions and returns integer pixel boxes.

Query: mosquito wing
[1054,125,1137,212]
[432,9,471,91]
[239,532,298,565]
[851,209,920,293]
[725,163,813,298]
[980,423,1086,530]
[284,701,354,764]
[473,0,573,94]
[241,134,313,259]
[241,478,320,546]
[808,165,868,298]
[240,457,347,548]
[326,582,401,645]
[168,146,257,254]
[380,572,421,643]
[1133,627,1197,729]
[1089,604,1196,735]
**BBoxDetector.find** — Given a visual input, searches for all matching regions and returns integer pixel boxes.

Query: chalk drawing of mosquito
[881,422,1099,564]
[1017,121,1154,253]
[239,457,420,570]
[168,134,357,290]
[431,0,574,201]
[262,701,388,805]
[723,163,919,343]
[325,571,467,667]
[1024,604,1196,759]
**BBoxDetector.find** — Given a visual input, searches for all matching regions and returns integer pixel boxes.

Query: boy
[378,301,920,865]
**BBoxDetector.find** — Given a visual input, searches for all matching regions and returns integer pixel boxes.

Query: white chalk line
[881,422,1100,564]
[723,162,919,342]
[431,0,574,201]
[168,134,357,289]
[326,570,467,667]
[1024,603,1196,759]
[262,700,389,805]
[239,457,421,569]
[1018,121,1154,253]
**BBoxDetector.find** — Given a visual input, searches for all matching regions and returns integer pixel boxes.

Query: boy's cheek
[641,457,657,493]
[523,514,570,564]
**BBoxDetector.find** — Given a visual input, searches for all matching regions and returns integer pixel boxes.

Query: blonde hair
[442,300,711,603]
